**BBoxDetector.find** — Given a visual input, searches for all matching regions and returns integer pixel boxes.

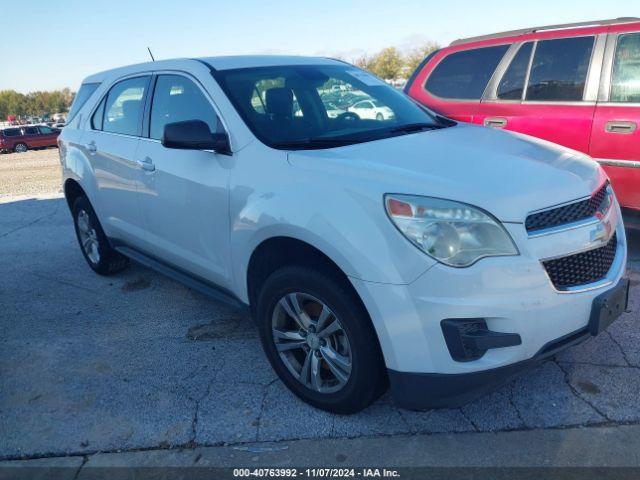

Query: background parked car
[405,17,640,220]
[348,99,395,120]
[0,125,61,153]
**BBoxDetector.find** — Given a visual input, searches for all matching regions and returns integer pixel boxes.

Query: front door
[475,36,599,153]
[135,73,231,287]
[589,31,640,210]
[22,126,43,148]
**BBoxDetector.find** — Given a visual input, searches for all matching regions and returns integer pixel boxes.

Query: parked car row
[405,17,640,214]
[0,124,61,153]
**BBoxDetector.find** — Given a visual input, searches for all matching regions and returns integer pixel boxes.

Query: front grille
[543,232,617,290]
[525,182,610,233]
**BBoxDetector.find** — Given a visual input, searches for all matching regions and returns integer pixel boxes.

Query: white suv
[59,56,629,413]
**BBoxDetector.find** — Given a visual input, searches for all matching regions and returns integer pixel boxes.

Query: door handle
[86,141,97,153]
[137,156,156,172]
[484,117,508,128]
[605,121,637,134]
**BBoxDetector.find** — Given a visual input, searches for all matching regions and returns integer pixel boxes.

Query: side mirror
[162,120,231,155]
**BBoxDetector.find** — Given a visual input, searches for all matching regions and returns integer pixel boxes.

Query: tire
[14,143,28,153]
[375,113,384,121]
[256,265,386,413]
[71,195,129,275]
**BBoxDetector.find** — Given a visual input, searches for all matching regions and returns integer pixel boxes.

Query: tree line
[0,88,75,120]
[0,42,440,119]
[352,42,440,81]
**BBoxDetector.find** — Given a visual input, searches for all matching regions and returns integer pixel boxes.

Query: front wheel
[375,113,384,121]
[256,266,386,413]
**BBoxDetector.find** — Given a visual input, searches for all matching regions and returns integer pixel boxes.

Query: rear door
[590,31,640,210]
[134,73,231,287]
[81,75,150,244]
[475,35,604,153]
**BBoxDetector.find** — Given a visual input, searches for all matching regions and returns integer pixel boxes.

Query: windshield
[214,64,450,149]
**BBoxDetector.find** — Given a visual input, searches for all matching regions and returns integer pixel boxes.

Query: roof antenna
[147,47,155,61]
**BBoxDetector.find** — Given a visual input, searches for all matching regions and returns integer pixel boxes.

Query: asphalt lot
[1,149,639,461]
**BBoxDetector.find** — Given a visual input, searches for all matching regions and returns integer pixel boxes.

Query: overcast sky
[1,0,637,92]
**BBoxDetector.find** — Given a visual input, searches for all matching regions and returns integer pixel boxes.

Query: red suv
[406,17,640,217]
[0,125,61,153]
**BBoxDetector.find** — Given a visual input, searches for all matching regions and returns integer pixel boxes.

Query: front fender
[228,150,435,302]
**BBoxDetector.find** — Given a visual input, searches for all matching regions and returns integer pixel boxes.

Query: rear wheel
[72,196,129,275]
[256,266,386,413]
[14,143,27,153]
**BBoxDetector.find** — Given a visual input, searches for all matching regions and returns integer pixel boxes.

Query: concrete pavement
[1,150,639,471]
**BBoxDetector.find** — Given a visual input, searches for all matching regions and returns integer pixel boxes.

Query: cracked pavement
[0,150,639,462]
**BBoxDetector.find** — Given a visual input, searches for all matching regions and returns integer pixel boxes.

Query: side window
[24,127,38,135]
[38,126,54,134]
[425,45,509,100]
[526,36,594,101]
[92,97,106,130]
[150,75,220,140]
[2,128,20,137]
[497,42,533,100]
[103,76,149,136]
[610,33,640,103]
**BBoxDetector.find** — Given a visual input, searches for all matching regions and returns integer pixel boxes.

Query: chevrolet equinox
[59,56,629,413]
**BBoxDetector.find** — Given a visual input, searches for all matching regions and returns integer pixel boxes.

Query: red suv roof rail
[450,17,640,46]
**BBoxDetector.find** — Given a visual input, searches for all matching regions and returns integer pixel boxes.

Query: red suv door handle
[604,121,637,134]
[484,117,508,128]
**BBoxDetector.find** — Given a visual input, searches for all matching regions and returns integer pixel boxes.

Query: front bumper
[387,277,629,409]
[350,203,628,409]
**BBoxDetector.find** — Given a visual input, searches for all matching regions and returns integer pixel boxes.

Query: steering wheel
[335,111,360,124]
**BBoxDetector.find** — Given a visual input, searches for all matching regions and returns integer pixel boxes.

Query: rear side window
[425,45,509,100]
[497,42,533,100]
[2,128,21,137]
[526,36,594,101]
[24,127,38,135]
[149,75,220,140]
[103,76,149,136]
[92,97,106,130]
[67,83,99,122]
[38,126,54,134]
[610,33,640,103]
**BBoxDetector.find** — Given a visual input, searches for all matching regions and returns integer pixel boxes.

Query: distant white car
[348,99,394,120]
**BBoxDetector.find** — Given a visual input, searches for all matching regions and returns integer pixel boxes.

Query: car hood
[288,124,605,222]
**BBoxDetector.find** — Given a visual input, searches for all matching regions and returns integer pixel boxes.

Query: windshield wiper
[389,123,445,134]
[272,137,358,150]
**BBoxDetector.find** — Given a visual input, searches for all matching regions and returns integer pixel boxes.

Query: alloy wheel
[271,292,352,393]
[76,209,100,264]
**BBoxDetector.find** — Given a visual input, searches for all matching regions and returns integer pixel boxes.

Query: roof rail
[450,17,640,46]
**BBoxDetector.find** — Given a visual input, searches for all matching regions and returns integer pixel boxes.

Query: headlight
[385,194,518,267]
